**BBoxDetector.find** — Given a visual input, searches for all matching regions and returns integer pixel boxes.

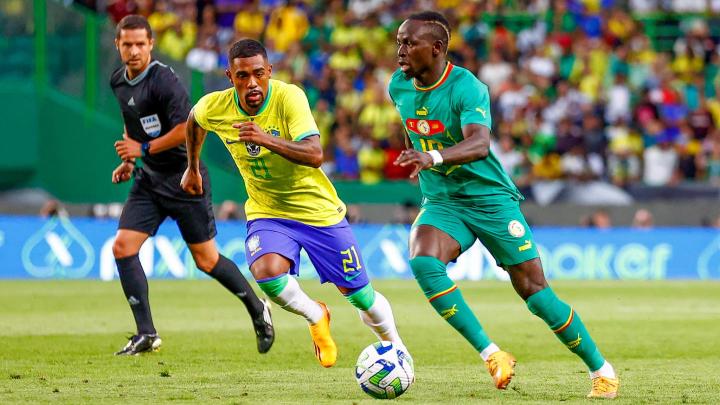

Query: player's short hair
[228,39,268,61]
[115,15,153,39]
[407,11,451,49]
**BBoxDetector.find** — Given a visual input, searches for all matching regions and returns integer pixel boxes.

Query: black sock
[116,255,156,335]
[207,255,264,320]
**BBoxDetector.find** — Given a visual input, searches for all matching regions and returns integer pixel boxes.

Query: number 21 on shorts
[341,245,362,273]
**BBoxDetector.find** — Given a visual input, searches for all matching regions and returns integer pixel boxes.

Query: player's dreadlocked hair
[407,11,451,51]
[116,15,153,39]
[228,39,268,61]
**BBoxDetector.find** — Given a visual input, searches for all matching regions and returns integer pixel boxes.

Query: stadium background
[1,0,719,280]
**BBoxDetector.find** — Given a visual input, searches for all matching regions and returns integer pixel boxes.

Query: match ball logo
[417,120,430,135]
[508,220,525,238]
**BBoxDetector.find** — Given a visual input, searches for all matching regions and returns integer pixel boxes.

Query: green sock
[409,256,493,353]
[526,287,605,371]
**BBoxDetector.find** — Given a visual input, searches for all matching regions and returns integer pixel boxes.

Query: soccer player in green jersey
[390,11,618,399]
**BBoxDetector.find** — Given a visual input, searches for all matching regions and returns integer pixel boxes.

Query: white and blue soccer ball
[355,341,414,399]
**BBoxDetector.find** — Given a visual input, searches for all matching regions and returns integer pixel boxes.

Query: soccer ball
[355,341,414,399]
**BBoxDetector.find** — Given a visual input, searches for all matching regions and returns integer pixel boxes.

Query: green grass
[1,280,719,404]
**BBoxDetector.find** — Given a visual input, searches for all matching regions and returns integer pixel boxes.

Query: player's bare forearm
[185,112,207,171]
[234,122,322,167]
[435,124,490,165]
[148,122,187,154]
[262,135,323,168]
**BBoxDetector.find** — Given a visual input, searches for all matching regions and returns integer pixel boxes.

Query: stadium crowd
[94,0,720,187]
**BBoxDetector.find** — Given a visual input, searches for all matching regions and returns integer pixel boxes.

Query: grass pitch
[1,280,719,404]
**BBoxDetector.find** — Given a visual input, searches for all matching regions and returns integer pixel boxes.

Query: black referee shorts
[118,169,217,244]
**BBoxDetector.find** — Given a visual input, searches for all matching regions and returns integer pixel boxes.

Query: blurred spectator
[186,35,219,72]
[153,0,197,61]
[357,135,386,184]
[233,0,264,41]
[493,134,524,179]
[40,199,67,218]
[643,133,679,186]
[383,127,414,180]
[697,133,720,186]
[608,140,642,188]
[479,50,512,94]
[581,209,612,228]
[265,0,309,54]
[345,204,363,224]
[358,82,398,142]
[605,74,631,124]
[632,208,655,229]
[214,0,246,42]
[332,124,360,180]
[90,203,122,218]
[217,200,242,220]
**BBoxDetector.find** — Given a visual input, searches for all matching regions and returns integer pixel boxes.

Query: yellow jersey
[192,79,346,226]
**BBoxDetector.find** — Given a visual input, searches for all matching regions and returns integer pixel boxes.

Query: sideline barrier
[0,216,718,280]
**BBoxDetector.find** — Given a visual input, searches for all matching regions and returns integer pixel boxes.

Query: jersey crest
[406,118,445,136]
[245,142,261,156]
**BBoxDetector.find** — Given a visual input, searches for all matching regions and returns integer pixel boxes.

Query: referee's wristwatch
[141,142,151,157]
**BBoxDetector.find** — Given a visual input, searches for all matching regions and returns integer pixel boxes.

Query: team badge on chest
[246,142,261,156]
[405,118,445,136]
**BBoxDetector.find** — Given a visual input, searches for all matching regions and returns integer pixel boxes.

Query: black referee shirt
[110,60,190,175]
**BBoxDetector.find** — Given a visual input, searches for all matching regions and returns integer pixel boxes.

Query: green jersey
[388,63,522,204]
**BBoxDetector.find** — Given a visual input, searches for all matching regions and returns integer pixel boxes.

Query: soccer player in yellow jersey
[181,39,405,367]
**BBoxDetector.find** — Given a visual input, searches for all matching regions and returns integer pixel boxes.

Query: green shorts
[412,199,539,267]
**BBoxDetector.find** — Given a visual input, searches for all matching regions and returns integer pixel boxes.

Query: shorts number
[341,245,362,272]
[419,138,443,152]
[249,158,271,179]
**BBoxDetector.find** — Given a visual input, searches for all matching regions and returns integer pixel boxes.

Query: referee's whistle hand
[180,168,203,195]
[114,137,142,160]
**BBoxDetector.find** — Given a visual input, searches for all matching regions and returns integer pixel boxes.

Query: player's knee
[409,256,445,279]
[409,256,452,298]
[112,237,136,259]
[194,257,216,273]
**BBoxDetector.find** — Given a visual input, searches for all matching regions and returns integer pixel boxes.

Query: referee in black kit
[109,15,273,355]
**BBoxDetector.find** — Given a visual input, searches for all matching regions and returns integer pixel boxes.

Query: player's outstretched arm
[436,123,490,164]
[181,111,207,195]
[233,121,323,168]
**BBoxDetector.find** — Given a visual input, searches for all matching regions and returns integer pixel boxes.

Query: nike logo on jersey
[475,107,486,117]
[344,272,362,282]
[128,96,135,106]
[225,138,242,144]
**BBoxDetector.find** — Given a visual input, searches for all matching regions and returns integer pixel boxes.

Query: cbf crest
[247,234,262,256]
[246,142,261,156]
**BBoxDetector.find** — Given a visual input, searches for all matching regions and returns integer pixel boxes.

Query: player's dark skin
[392,19,547,300]
[181,54,353,294]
